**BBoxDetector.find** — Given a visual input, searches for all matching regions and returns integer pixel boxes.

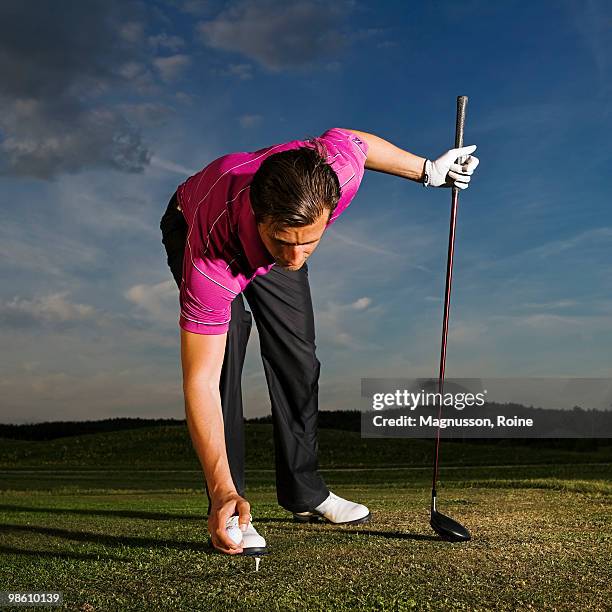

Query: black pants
[160,193,329,513]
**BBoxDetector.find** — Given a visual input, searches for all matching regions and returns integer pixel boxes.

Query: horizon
[2,399,610,429]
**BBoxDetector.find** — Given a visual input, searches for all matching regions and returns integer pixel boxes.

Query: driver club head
[430,497,471,542]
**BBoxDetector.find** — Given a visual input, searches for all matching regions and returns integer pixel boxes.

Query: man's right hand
[208,491,251,554]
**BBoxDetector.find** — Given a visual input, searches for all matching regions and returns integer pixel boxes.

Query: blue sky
[1,0,611,423]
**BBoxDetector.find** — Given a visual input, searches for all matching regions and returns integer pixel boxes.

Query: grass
[0,424,610,611]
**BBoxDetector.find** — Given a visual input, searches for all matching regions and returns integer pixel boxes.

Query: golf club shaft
[432,95,468,499]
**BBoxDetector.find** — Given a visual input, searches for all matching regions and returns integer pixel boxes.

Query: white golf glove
[423,144,480,189]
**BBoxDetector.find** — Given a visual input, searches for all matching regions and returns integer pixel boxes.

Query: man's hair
[249,139,341,232]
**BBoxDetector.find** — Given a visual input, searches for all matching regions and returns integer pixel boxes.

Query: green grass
[1,425,610,610]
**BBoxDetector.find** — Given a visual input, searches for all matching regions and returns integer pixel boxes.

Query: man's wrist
[209,482,238,501]
[422,159,431,187]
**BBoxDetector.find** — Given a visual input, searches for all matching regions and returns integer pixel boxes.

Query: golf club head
[430,497,471,542]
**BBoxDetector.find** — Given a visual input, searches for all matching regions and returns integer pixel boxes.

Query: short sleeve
[316,128,369,226]
[179,258,239,335]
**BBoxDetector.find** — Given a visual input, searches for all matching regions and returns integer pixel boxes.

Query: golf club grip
[454,95,468,150]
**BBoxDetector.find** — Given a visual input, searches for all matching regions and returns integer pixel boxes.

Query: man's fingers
[449,162,473,176]
[215,524,242,551]
[452,146,478,167]
[209,518,243,554]
[449,155,479,187]
[448,170,471,183]
[465,155,479,170]
[441,145,475,164]
[455,144,477,156]
[236,499,251,532]
[209,508,242,551]
[211,534,243,555]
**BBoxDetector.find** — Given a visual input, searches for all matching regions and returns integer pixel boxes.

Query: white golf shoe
[293,491,371,525]
[225,514,268,556]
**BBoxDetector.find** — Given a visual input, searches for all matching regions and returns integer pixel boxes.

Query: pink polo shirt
[176,127,369,335]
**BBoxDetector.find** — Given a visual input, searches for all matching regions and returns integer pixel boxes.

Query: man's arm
[339,128,427,183]
[181,328,250,554]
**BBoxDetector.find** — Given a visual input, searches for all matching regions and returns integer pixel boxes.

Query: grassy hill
[1,422,611,470]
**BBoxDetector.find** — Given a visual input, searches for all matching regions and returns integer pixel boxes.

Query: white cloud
[150,155,197,176]
[119,21,145,44]
[496,312,591,331]
[148,33,185,51]
[175,91,195,105]
[0,103,150,179]
[153,54,191,82]
[351,297,371,310]
[125,279,180,323]
[521,299,577,310]
[328,227,402,259]
[448,320,488,343]
[227,63,254,80]
[0,292,97,327]
[315,296,381,349]
[197,1,350,71]
[0,2,156,178]
[531,227,612,258]
[118,102,174,126]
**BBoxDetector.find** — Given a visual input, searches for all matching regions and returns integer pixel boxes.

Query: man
[160,127,479,555]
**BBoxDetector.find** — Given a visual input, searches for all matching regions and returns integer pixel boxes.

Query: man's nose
[284,245,303,264]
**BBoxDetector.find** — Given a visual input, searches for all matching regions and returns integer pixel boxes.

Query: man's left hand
[424,144,480,189]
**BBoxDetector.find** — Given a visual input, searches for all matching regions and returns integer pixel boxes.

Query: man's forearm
[183,381,236,498]
[340,128,427,183]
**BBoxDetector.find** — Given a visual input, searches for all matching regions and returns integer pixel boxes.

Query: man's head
[250,142,340,270]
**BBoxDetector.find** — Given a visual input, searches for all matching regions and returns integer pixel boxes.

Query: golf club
[429,95,472,543]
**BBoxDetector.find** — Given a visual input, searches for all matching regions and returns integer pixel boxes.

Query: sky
[1,0,611,424]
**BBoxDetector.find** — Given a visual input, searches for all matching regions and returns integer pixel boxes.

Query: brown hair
[249,139,341,232]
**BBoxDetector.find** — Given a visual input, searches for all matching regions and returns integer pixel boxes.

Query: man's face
[257,211,330,271]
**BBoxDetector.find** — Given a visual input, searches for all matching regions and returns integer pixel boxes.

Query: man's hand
[424,144,480,189]
[208,491,251,554]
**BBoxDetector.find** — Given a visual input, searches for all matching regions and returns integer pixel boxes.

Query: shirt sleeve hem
[179,315,230,335]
